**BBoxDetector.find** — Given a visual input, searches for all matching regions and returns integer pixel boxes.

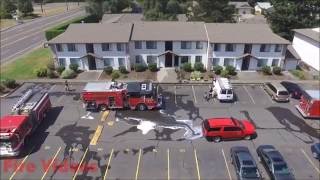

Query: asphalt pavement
[0,83,319,180]
[0,9,85,64]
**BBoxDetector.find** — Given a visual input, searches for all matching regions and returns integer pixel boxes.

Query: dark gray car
[257,145,294,180]
[231,146,262,180]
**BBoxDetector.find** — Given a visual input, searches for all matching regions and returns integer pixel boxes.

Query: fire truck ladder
[11,89,33,112]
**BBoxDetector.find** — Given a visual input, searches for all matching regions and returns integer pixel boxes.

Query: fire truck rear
[82,81,163,111]
[0,89,51,156]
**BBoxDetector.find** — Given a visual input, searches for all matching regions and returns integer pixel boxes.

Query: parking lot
[0,82,319,180]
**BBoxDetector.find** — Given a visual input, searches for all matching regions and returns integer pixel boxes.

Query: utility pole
[65,0,69,11]
[40,0,44,13]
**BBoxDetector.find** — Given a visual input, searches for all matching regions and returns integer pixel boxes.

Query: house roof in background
[293,28,320,42]
[205,23,290,44]
[256,2,272,9]
[229,1,253,9]
[102,13,143,23]
[131,21,207,41]
[48,23,133,44]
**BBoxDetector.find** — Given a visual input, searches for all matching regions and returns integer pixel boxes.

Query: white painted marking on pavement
[243,86,255,104]
[222,148,232,180]
[301,149,320,174]
[260,86,274,104]
[192,85,198,104]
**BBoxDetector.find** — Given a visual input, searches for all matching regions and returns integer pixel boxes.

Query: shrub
[0,83,5,93]
[34,68,47,77]
[290,70,305,80]
[61,69,76,79]
[119,66,129,74]
[111,70,120,80]
[69,64,79,72]
[213,65,223,75]
[272,66,282,75]
[261,66,272,75]
[194,62,204,72]
[225,65,236,76]
[57,66,65,75]
[148,63,158,72]
[190,71,202,80]
[182,63,193,72]
[3,79,17,89]
[46,61,55,71]
[47,70,57,79]
[220,69,229,78]
[135,64,147,72]
[104,66,113,75]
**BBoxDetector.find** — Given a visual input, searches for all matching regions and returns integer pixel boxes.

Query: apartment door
[88,56,97,70]
[174,55,179,67]
[165,53,173,67]
[86,44,94,53]
[241,57,250,70]
[165,41,173,51]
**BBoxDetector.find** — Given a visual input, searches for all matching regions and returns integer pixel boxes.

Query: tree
[188,0,235,22]
[167,0,181,14]
[0,0,17,18]
[265,0,320,40]
[18,0,34,16]
[143,0,186,21]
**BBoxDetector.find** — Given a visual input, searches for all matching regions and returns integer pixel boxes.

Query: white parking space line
[221,148,232,180]
[260,86,275,104]
[174,86,177,105]
[194,149,201,180]
[243,86,255,104]
[41,147,61,180]
[301,149,320,174]
[167,149,170,180]
[192,86,198,104]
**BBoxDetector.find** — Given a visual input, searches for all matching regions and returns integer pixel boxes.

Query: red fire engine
[0,89,51,156]
[82,81,163,111]
[296,90,320,119]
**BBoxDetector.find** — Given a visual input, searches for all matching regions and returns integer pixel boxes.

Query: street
[0,82,319,180]
[0,9,85,64]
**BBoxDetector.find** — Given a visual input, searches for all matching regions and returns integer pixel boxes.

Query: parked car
[280,81,303,99]
[202,117,256,142]
[230,146,262,180]
[311,143,320,160]
[257,145,294,180]
[264,82,290,102]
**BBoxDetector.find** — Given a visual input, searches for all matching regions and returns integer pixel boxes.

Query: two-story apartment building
[48,23,133,71]
[206,23,289,71]
[47,21,291,72]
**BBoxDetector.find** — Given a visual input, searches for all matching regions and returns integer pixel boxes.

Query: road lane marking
[90,125,104,145]
[9,146,35,180]
[41,147,61,180]
[135,148,142,180]
[72,147,89,180]
[194,149,201,180]
[192,86,198,104]
[101,111,110,122]
[222,148,232,180]
[243,86,255,104]
[103,149,114,180]
[174,86,177,105]
[301,149,320,174]
[167,149,170,180]
[260,86,274,104]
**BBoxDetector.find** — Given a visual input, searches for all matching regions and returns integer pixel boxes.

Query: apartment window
[212,58,220,66]
[257,58,268,67]
[117,43,124,51]
[58,58,66,66]
[196,41,203,49]
[135,41,142,49]
[214,44,221,51]
[67,44,77,52]
[103,58,114,67]
[70,58,80,66]
[118,58,125,66]
[147,56,157,64]
[181,56,190,64]
[135,55,143,64]
[225,44,235,52]
[195,56,202,63]
[56,44,63,52]
[102,43,111,51]
[146,41,157,49]
[224,58,235,66]
[181,41,192,49]
[260,44,271,52]
[275,44,282,52]
[272,59,279,66]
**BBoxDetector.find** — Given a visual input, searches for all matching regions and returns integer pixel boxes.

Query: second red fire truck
[0,88,51,156]
[82,81,163,111]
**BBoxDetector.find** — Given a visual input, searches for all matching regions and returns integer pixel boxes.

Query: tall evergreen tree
[0,0,17,18]
[18,0,33,16]
[266,0,320,40]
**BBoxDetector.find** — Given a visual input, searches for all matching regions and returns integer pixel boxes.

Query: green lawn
[0,48,53,80]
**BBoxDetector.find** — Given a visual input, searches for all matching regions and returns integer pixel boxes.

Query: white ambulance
[213,78,234,101]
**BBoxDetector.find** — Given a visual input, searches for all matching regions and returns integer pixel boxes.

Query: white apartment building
[292,28,320,71]
[47,21,291,72]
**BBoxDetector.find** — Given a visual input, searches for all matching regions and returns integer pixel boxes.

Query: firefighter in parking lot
[65,80,70,91]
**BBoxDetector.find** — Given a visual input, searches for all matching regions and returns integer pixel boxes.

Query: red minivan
[202,117,256,142]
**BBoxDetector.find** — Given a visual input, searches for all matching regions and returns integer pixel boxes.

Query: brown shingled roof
[131,21,207,41]
[205,23,290,44]
[293,28,320,42]
[48,23,133,44]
